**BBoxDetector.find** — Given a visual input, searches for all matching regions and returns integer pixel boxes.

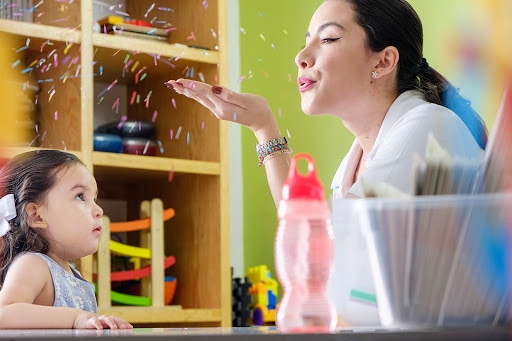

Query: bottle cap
[281,154,325,201]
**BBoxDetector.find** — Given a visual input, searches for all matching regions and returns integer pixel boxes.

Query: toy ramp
[110,240,151,259]
[110,208,175,232]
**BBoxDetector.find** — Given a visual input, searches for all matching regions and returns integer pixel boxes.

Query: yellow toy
[246,265,278,326]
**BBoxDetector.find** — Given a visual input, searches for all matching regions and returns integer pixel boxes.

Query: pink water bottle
[275,154,337,332]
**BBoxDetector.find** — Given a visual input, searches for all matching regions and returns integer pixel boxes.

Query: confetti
[152,111,158,122]
[63,43,73,55]
[117,115,127,129]
[112,97,120,111]
[147,28,157,35]
[140,73,147,81]
[145,90,152,108]
[201,122,205,129]
[283,30,288,35]
[170,129,174,140]
[98,97,104,104]
[176,126,182,139]
[234,112,237,121]
[286,128,291,138]
[97,79,118,98]
[131,61,140,73]
[240,27,246,34]
[260,34,266,42]
[54,111,58,120]
[187,32,196,41]
[271,43,275,49]
[144,3,155,17]
[238,75,246,83]
[136,94,140,104]
[211,28,217,39]
[11,59,21,68]
[130,91,137,105]
[48,89,56,102]
[158,7,174,12]
[172,98,176,109]
[157,140,164,153]
[99,66,103,75]
[143,141,150,155]
[199,72,205,82]
[203,0,208,9]
[139,121,142,131]
[187,132,190,145]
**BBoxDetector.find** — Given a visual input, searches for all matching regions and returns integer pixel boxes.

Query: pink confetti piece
[201,122,204,129]
[238,75,246,83]
[113,49,121,56]
[271,43,276,49]
[130,91,137,105]
[170,129,174,140]
[182,66,189,75]
[117,115,127,129]
[166,27,177,32]
[202,0,208,8]
[54,53,58,67]
[139,121,142,131]
[112,97,120,110]
[54,111,58,120]
[152,111,158,122]
[172,98,176,109]
[187,31,196,41]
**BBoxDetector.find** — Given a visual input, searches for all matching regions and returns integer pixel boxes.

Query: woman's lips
[298,77,317,93]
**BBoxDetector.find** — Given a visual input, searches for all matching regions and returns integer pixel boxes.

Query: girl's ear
[25,203,48,229]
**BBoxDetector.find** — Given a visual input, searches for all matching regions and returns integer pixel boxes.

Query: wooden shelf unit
[0,0,230,327]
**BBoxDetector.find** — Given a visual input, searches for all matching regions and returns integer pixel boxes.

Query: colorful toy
[95,198,178,308]
[245,265,279,326]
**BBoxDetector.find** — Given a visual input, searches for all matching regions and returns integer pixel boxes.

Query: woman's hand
[166,79,280,141]
[74,311,133,330]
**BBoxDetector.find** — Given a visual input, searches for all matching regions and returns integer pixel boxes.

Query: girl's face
[295,0,378,118]
[39,163,103,263]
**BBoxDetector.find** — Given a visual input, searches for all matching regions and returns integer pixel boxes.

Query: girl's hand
[74,311,133,329]
[166,79,279,138]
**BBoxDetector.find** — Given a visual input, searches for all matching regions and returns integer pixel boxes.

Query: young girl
[0,150,132,330]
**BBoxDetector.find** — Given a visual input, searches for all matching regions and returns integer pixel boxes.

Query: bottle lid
[281,154,325,201]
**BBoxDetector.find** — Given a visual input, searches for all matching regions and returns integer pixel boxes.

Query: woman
[166,0,486,203]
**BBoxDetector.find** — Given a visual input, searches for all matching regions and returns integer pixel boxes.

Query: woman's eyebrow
[306,22,346,38]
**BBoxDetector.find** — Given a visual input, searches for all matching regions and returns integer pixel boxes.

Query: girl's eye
[321,37,341,44]
[75,193,84,201]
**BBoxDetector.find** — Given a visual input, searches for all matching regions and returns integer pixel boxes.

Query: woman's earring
[372,71,379,79]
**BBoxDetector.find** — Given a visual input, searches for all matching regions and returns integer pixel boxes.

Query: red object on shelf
[125,19,153,27]
[92,255,176,282]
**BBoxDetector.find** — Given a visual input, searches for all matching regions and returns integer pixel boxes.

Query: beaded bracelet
[256,137,292,167]
[261,148,293,166]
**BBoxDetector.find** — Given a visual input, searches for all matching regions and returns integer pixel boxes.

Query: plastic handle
[282,153,325,201]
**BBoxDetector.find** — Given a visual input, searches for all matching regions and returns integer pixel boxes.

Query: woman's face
[295,0,377,118]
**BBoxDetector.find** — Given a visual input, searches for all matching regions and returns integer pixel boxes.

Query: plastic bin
[335,193,510,328]
[328,198,381,326]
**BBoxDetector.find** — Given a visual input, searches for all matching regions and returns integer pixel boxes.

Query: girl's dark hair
[342,0,488,149]
[0,150,84,286]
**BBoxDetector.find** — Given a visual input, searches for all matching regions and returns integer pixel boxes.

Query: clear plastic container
[329,198,381,327]
[332,193,511,328]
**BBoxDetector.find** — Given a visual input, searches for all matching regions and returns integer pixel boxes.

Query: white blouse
[331,90,485,198]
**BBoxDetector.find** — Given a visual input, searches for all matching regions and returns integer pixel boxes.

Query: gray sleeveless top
[10,253,97,313]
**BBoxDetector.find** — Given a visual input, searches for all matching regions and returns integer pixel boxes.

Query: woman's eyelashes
[321,37,341,44]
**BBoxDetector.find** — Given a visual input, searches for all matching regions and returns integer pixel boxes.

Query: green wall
[239,0,353,283]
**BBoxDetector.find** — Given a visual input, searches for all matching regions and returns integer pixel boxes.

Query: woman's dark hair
[342,0,488,149]
[0,150,85,286]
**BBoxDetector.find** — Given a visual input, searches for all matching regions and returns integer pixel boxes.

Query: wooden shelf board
[96,307,221,323]
[2,146,82,160]
[92,152,221,177]
[0,19,81,44]
[92,33,218,65]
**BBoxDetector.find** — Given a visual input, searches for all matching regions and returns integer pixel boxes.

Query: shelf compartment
[96,307,221,324]
[92,152,221,179]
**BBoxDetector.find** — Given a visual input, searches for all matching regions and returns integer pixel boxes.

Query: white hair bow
[0,194,16,237]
